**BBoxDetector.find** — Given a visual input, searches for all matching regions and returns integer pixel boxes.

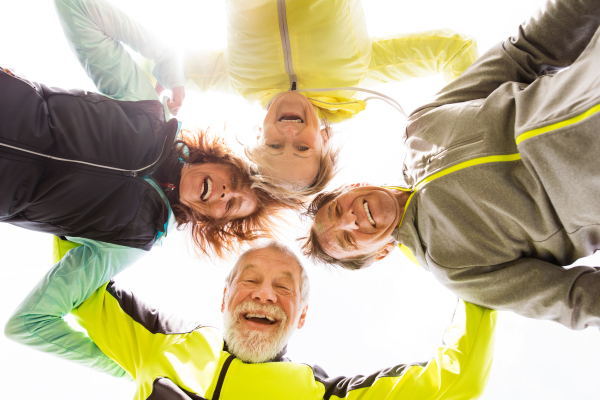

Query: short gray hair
[225,241,310,306]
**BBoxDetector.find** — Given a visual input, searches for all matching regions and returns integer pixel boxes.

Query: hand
[155,83,185,116]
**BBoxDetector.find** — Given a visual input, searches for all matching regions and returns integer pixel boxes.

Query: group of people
[2,0,600,398]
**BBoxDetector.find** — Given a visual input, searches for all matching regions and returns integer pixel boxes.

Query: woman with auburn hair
[0,0,294,262]
[162,127,294,258]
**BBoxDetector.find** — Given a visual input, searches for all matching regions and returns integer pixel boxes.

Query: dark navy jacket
[0,69,179,250]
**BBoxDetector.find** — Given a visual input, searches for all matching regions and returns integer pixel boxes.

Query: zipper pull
[123,171,138,177]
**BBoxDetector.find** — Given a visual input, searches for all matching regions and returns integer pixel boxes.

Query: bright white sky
[2,0,600,399]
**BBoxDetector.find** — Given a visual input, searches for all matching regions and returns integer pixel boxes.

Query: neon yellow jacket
[73,280,496,400]
[173,0,478,122]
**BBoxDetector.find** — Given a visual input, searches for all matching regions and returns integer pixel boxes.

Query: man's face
[312,186,403,260]
[221,247,308,363]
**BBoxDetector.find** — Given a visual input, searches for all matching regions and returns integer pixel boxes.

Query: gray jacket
[395,0,600,330]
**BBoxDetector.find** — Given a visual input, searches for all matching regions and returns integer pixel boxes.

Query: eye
[295,145,310,152]
[226,200,233,212]
[345,233,356,248]
[267,144,283,150]
[335,202,341,217]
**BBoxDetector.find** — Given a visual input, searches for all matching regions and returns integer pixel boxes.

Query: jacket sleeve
[364,29,478,86]
[318,300,496,400]
[71,280,202,379]
[4,237,146,379]
[433,258,600,331]
[420,0,600,110]
[53,0,184,101]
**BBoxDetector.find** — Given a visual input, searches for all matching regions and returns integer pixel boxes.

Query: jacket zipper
[277,0,297,91]
[427,135,483,163]
[0,135,169,177]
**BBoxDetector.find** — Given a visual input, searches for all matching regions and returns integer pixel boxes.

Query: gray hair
[225,241,310,306]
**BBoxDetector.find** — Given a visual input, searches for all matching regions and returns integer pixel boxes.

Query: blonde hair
[244,119,339,206]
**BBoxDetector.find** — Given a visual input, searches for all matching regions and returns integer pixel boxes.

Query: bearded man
[6,240,495,399]
[302,0,600,331]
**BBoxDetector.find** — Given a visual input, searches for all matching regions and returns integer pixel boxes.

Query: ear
[297,305,309,329]
[320,128,328,145]
[221,287,227,313]
[375,242,395,261]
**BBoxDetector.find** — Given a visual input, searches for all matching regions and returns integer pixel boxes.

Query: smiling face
[179,162,257,220]
[312,186,409,261]
[221,247,308,363]
[259,91,327,186]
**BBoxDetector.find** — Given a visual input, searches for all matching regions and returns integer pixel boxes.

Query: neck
[391,188,411,217]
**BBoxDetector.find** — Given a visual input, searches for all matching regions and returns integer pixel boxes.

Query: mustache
[234,301,287,323]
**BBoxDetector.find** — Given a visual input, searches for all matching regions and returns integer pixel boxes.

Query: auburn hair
[171,127,298,259]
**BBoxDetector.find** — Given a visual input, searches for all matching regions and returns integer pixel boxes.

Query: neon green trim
[516,103,600,145]
[399,244,420,265]
[414,153,521,191]
[382,185,411,192]
[395,153,522,266]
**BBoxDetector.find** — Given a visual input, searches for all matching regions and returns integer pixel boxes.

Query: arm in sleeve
[423,0,600,108]
[71,279,201,379]
[319,300,496,400]
[364,29,478,86]
[4,237,146,378]
[433,258,600,330]
[53,0,184,101]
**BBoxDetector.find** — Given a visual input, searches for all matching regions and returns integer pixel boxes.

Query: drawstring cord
[296,86,407,118]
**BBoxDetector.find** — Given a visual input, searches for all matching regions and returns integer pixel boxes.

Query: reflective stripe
[516,103,600,145]
[396,153,522,265]
[277,0,297,90]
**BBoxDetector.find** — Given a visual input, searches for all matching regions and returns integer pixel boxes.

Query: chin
[224,312,296,363]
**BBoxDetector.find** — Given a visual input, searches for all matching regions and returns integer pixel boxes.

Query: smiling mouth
[278,114,303,123]
[244,313,277,325]
[363,200,376,227]
[200,177,213,201]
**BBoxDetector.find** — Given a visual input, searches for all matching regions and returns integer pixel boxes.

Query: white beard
[223,301,296,363]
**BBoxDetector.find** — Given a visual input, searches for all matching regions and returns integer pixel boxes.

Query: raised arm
[316,300,496,400]
[54,0,184,102]
[364,28,478,86]
[4,237,146,378]
[422,0,600,109]
[434,258,600,330]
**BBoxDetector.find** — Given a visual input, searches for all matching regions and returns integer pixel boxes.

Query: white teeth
[364,201,376,227]
[202,178,212,201]
[245,313,275,322]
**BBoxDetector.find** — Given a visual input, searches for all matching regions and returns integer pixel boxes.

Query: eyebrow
[239,264,297,282]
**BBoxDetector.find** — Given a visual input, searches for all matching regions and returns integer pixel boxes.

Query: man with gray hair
[6,240,496,399]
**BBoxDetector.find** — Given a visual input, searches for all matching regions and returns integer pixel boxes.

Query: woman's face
[260,91,327,187]
[179,162,257,220]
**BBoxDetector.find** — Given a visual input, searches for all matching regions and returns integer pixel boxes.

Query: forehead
[235,248,301,280]
[313,204,347,259]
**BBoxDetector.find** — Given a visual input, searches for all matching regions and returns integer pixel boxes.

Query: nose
[220,183,233,201]
[282,125,299,137]
[251,282,277,304]
[337,210,359,230]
